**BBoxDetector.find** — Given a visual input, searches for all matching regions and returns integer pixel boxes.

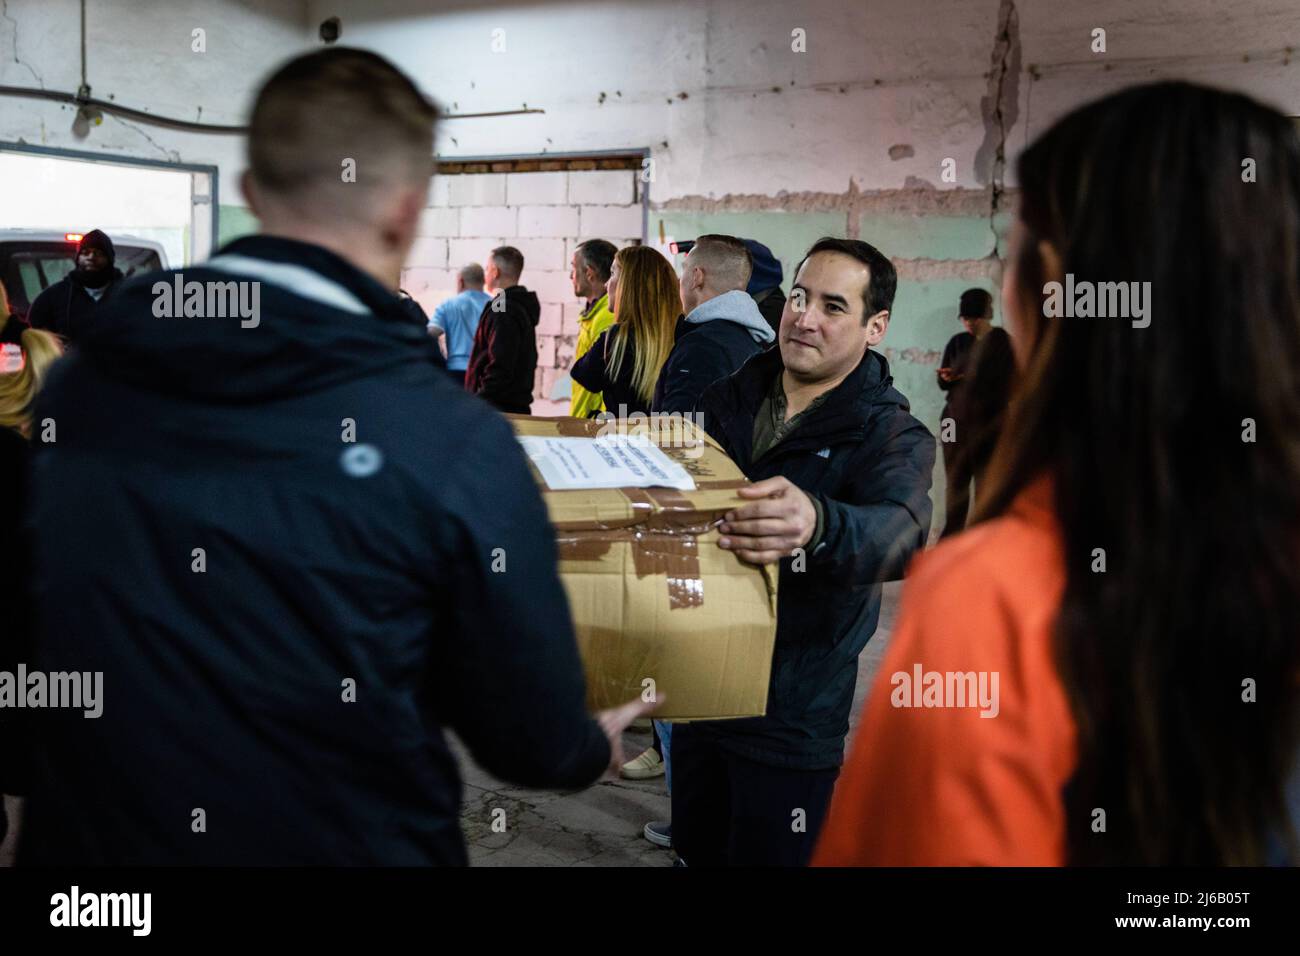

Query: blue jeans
[654,719,673,795]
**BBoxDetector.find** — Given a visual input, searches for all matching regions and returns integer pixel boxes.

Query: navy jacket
[688,346,935,769]
[16,236,608,865]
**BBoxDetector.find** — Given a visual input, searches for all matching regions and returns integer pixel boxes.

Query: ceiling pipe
[0,84,543,135]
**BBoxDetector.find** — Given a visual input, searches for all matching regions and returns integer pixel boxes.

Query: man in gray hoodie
[652,234,776,418]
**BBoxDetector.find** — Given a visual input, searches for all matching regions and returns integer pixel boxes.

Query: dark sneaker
[643,820,672,848]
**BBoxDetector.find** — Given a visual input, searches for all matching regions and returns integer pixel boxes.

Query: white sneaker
[619,747,665,780]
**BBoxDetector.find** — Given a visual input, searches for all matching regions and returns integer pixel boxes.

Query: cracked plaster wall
[4,0,1298,528]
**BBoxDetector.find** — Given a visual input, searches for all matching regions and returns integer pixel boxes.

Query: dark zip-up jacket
[14,235,609,865]
[464,285,540,414]
[689,346,935,769]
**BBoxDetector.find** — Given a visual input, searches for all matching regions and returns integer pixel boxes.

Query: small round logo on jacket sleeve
[340,444,384,478]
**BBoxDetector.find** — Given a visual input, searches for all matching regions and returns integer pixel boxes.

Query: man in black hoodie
[26,229,124,345]
[465,245,539,414]
[15,48,649,866]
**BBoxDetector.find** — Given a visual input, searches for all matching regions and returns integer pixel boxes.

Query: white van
[0,229,168,320]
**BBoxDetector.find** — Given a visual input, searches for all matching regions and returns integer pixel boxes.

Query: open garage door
[0,144,217,266]
[0,144,216,320]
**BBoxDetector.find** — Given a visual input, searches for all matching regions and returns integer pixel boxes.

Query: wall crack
[974,0,1020,264]
[1,0,44,89]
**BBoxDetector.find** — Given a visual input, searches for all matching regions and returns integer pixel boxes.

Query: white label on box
[517,434,697,491]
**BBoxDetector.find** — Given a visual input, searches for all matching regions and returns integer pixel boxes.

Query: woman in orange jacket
[814,82,1300,867]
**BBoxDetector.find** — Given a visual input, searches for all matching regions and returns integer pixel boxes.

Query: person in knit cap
[743,238,787,335]
[26,229,125,345]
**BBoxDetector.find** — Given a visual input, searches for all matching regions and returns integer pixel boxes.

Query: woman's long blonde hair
[1,285,64,435]
[606,246,679,407]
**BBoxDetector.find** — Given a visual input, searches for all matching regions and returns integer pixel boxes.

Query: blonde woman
[569,245,679,417]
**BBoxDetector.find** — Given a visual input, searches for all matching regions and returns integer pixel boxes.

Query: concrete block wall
[401,168,643,415]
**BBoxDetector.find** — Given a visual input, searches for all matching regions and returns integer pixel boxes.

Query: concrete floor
[0,581,901,868]
[457,580,903,866]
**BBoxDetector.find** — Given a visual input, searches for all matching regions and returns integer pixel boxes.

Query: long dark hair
[974,82,1300,864]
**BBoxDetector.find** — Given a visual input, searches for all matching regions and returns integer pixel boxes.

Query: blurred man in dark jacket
[464,245,539,414]
[671,237,935,867]
[653,234,774,417]
[16,48,648,867]
[26,230,124,345]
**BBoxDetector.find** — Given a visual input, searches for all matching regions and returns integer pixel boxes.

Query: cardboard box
[510,415,778,720]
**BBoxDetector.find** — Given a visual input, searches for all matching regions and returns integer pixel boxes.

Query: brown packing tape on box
[509,414,778,720]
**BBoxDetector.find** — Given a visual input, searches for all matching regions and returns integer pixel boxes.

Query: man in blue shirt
[429,263,492,384]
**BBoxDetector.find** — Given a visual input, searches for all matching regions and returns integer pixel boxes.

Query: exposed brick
[580,204,643,240]
[554,334,578,370]
[532,398,569,417]
[511,237,568,273]
[528,269,581,305]
[460,205,517,237]
[568,169,636,205]
[535,302,563,336]
[505,171,568,206]
[417,207,459,237]
[536,334,557,368]
[561,301,587,336]
[401,266,458,296]
[550,370,573,401]
[446,173,506,207]
[517,205,580,238]
[448,238,498,269]
[400,268,459,315]
[426,176,451,208]
[404,236,448,270]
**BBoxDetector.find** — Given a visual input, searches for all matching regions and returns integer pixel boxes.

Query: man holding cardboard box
[671,237,936,867]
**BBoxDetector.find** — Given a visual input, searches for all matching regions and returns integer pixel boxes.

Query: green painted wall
[656,208,1011,536]
[217,204,260,247]
[654,211,847,293]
